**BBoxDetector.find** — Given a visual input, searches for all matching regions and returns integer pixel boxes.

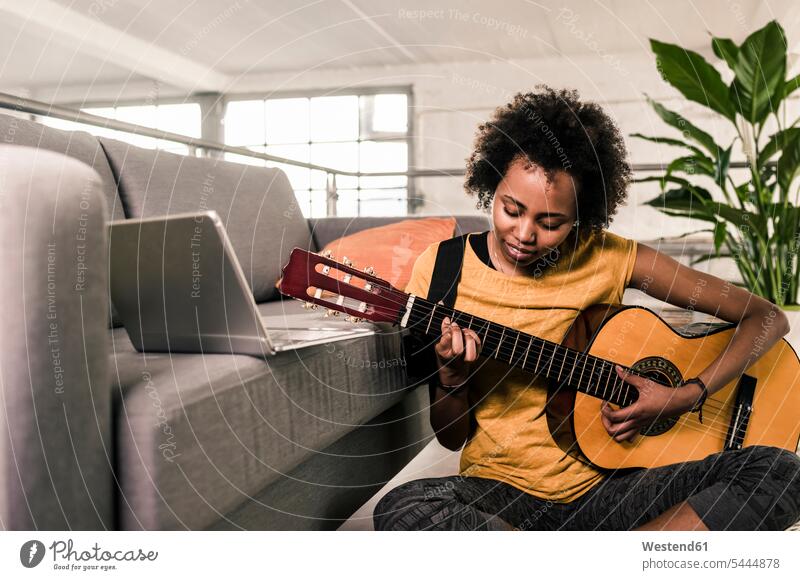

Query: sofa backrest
[0,113,124,222]
[307,214,492,250]
[99,138,313,303]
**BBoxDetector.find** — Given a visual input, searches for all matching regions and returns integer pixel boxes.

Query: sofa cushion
[99,138,313,302]
[308,214,492,250]
[109,298,410,530]
[318,217,456,291]
[0,113,124,221]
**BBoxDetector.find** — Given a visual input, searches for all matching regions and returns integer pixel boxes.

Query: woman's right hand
[434,316,482,386]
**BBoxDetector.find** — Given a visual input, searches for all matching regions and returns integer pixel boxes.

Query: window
[224,91,410,218]
[38,103,201,155]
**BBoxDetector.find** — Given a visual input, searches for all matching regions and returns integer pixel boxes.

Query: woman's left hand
[600,365,703,443]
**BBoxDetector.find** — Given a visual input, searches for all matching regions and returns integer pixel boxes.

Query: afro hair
[464,85,631,232]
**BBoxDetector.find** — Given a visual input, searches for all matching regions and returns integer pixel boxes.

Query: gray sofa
[0,112,490,530]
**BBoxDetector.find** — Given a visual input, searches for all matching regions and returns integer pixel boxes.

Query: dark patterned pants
[373,446,800,531]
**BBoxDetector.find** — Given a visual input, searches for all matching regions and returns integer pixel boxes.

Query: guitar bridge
[724,374,756,451]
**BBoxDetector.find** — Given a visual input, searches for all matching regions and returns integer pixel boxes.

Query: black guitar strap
[403,234,470,400]
[426,233,469,307]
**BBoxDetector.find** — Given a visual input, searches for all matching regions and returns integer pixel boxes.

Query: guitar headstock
[278,248,409,325]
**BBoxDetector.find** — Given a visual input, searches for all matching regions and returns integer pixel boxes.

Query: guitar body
[547,304,800,469]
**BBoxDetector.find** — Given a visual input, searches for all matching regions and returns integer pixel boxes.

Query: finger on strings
[441,316,451,333]
[600,409,613,433]
[437,317,452,352]
[615,364,636,384]
[450,321,463,356]
[464,329,481,356]
[613,427,639,443]
[603,401,639,422]
[464,335,476,362]
[607,418,637,436]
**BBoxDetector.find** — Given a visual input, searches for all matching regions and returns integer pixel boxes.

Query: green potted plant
[634,19,800,333]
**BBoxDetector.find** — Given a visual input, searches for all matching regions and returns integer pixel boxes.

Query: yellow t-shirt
[404,228,638,502]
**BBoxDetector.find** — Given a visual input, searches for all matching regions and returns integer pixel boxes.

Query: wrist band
[683,376,708,424]
[438,379,469,394]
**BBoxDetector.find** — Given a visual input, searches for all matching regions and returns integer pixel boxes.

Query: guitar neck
[402,294,637,407]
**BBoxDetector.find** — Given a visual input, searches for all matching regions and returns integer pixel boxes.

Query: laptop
[108,211,374,357]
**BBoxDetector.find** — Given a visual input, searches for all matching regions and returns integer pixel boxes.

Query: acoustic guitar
[278,248,800,469]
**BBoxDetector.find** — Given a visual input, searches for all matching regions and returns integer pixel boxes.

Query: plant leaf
[712,36,739,70]
[645,96,722,155]
[647,183,767,234]
[714,144,733,188]
[733,180,758,206]
[632,175,676,186]
[645,186,717,223]
[708,201,766,232]
[634,174,702,190]
[629,133,707,158]
[666,155,716,178]
[672,228,716,240]
[779,73,800,101]
[757,127,800,166]
[649,38,736,120]
[778,133,800,193]
[713,222,727,253]
[771,204,800,241]
[728,20,786,123]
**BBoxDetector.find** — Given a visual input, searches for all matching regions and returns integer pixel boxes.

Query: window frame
[222,85,415,217]
[37,96,204,156]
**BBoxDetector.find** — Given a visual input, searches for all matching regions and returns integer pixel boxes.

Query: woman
[373,86,800,531]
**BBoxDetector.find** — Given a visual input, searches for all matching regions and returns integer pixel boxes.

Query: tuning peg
[302,301,313,309]
[345,315,362,323]
[324,308,340,317]
[363,266,375,276]
[342,256,353,267]
[321,249,334,259]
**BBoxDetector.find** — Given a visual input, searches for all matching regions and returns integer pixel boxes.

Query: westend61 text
[642,541,708,552]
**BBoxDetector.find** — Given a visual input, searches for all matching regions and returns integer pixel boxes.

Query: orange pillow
[277,217,456,294]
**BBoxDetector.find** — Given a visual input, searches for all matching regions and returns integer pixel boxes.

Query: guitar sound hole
[630,357,683,437]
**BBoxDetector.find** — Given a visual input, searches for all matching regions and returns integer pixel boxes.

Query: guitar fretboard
[404,295,638,407]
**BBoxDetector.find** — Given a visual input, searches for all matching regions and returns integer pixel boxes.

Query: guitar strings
[406,298,734,415]
[425,304,732,413]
